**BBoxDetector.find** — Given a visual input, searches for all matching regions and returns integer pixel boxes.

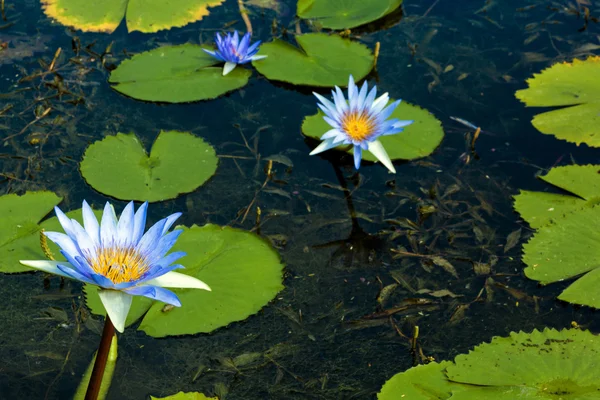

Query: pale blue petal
[161,212,182,235]
[249,55,267,61]
[56,264,96,285]
[82,200,100,247]
[70,221,97,257]
[44,232,79,259]
[145,230,182,263]
[54,206,76,239]
[371,93,390,114]
[321,129,342,140]
[353,146,363,170]
[347,76,358,109]
[357,80,369,110]
[309,138,338,155]
[364,86,378,109]
[379,100,401,121]
[136,218,167,257]
[100,202,117,247]
[117,202,135,244]
[124,285,181,307]
[132,202,148,244]
[393,120,414,128]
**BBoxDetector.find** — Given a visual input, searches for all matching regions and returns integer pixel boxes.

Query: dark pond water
[1,0,599,399]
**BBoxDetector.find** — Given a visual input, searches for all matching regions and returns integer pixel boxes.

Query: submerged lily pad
[150,392,217,400]
[252,33,373,87]
[42,0,225,33]
[514,165,600,229]
[109,44,251,103]
[297,0,403,30]
[0,191,62,274]
[378,361,460,400]
[138,224,284,337]
[80,130,218,202]
[302,102,443,161]
[84,224,284,337]
[515,56,600,147]
[447,328,600,399]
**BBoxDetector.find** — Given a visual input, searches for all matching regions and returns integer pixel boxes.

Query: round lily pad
[135,224,284,337]
[302,101,443,161]
[80,130,218,202]
[378,361,461,400]
[0,191,62,274]
[514,165,600,229]
[297,0,403,30]
[41,0,225,33]
[109,44,251,103]
[150,393,217,400]
[515,56,600,147]
[252,33,374,87]
[447,328,600,399]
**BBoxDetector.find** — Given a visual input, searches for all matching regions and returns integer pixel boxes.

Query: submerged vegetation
[1,0,600,399]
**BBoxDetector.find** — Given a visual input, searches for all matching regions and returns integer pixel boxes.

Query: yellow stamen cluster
[87,246,149,284]
[341,110,376,141]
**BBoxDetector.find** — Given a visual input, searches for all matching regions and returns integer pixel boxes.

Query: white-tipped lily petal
[19,260,72,278]
[223,62,237,76]
[309,138,337,156]
[98,290,133,333]
[368,140,396,173]
[146,271,211,291]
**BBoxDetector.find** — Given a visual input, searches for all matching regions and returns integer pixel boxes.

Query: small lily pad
[0,191,62,274]
[138,224,284,337]
[297,0,403,30]
[150,392,217,400]
[252,33,373,87]
[109,44,251,103]
[515,56,600,147]
[514,165,600,229]
[302,102,443,161]
[41,0,225,33]
[80,130,218,202]
[447,328,600,399]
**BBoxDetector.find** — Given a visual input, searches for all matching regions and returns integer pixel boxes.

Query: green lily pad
[252,33,373,87]
[523,206,600,308]
[0,191,62,274]
[297,0,403,30]
[378,361,462,400]
[41,0,225,33]
[80,130,218,202]
[515,56,600,147]
[138,224,284,337]
[109,44,251,103]
[150,392,217,400]
[302,102,443,161]
[514,165,600,229]
[447,328,600,399]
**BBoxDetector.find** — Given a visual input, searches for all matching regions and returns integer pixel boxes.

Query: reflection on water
[0,0,599,398]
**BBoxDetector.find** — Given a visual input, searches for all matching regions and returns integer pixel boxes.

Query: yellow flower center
[341,110,376,142]
[87,246,149,284]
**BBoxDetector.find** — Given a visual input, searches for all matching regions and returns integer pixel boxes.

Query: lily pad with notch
[252,33,373,87]
[80,130,218,202]
[109,44,251,103]
[41,0,226,33]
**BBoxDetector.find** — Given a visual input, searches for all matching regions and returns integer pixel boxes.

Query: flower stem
[85,315,115,400]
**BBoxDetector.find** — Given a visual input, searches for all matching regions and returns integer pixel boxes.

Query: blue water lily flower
[20,201,210,332]
[310,75,414,173]
[203,31,267,76]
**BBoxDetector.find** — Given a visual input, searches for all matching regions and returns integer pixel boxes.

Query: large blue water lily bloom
[203,31,267,76]
[20,201,210,332]
[310,75,414,173]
